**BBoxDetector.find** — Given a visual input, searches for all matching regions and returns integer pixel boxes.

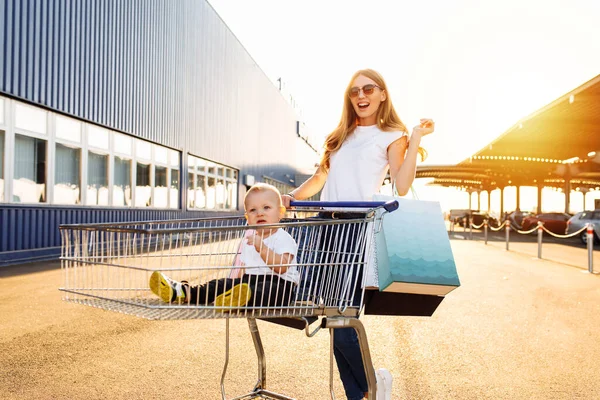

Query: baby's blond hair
[244,183,283,209]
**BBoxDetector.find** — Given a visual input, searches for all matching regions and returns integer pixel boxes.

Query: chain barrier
[538,224,587,239]
[515,226,539,235]
[458,218,594,273]
[488,220,509,232]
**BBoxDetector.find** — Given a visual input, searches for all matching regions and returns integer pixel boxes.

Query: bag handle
[391,182,419,200]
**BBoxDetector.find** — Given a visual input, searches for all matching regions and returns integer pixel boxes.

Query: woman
[282,69,434,400]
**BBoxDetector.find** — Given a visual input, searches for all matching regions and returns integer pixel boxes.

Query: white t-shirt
[241,228,299,284]
[320,125,406,201]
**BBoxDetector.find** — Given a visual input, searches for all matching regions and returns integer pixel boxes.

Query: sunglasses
[348,84,382,98]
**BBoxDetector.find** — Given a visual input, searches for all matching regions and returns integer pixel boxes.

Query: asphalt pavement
[2,236,600,399]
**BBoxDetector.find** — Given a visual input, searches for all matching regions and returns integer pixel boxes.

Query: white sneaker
[375,368,393,400]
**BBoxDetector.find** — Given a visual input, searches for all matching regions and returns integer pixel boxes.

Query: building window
[87,151,109,206]
[169,150,179,209]
[114,156,132,206]
[14,134,47,203]
[2,99,181,208]
[0,130,4,202]
[196,159,206,209]
[187,154,238,211]
[54,143,81,205]
[154,165,168,208]
[136,161,152,207]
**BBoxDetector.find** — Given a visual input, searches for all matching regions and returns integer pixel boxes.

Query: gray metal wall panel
[0,0,319,263]
[2,0,310,168]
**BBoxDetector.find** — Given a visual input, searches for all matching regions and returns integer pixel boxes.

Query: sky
[206,0,600,213]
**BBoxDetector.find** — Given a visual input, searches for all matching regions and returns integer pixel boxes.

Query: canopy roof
[417,74,600,192]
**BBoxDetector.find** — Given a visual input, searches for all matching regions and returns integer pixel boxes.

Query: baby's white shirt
[241,228,299,284]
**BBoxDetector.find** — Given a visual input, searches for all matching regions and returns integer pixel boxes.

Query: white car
[566,211,600,244]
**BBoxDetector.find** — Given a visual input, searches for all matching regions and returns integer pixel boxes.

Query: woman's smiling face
[349,74,387,126]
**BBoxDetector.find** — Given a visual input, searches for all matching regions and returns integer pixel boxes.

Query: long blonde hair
[319,69,427,171]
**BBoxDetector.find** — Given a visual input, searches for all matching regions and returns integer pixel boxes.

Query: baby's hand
[246,235,264,252]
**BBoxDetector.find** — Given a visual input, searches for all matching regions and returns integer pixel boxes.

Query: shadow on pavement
[0,260,61,278]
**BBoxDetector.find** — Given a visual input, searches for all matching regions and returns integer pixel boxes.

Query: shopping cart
[60,200,398,399]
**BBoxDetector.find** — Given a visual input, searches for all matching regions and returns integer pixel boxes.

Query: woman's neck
[357,116,377,126]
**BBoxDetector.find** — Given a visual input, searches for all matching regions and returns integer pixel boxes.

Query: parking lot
[2,237,600,399]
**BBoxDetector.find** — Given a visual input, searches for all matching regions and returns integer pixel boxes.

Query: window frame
[0,97,182,209]
[187,154,238,212]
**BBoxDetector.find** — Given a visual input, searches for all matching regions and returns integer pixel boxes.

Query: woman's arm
[281,166,328,207]
[388,119,434,196]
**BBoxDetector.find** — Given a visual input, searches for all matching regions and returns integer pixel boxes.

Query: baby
[149,183,298,308]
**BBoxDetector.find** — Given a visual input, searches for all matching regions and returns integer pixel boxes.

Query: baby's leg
[249,276,296,308]
[187,278,239,305]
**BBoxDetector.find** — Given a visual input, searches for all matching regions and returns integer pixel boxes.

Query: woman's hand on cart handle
[282,194,294,209]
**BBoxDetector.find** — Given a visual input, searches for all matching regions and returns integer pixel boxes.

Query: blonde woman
[282,69,434,400]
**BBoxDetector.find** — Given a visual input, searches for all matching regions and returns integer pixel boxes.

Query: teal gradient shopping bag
[372,194,460,296]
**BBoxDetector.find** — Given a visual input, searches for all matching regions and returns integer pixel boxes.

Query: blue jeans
[315,212,369,399]
[334,326,368,400]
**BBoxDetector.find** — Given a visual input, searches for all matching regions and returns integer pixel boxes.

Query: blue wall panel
[0,205,237,265]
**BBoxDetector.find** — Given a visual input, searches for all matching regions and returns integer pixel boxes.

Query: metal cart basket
[60,200,398,399]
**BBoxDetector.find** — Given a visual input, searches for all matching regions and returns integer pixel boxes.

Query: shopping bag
[372,194,460,296]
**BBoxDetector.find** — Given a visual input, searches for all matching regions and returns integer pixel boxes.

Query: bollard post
[469,217,473,240]
[505,221,510,251]
[484,219,488,245]
[537,221,543,259]
[587,223,594,273]
[463,217,467,238]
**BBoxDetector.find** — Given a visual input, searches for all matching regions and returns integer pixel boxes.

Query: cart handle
[289,200,398,212]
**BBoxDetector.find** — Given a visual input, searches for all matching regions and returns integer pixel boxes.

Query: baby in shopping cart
[149,183,298,308]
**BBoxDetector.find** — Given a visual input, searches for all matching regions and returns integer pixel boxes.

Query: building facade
[0,0,319,265]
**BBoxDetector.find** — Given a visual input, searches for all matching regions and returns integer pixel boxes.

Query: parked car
[456,211,499,228]
[449,209,475,225]
[503,210,533,229]
[566,211,600,244]
[521,212,571,234]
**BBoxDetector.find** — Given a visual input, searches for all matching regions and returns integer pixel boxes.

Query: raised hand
[246,234,264,252]
[412,118,435,138]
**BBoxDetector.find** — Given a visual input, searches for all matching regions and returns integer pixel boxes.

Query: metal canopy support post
[468,190,472,210]
[537,185,543,214]
[500,187,505,217]
[564,165,572,214]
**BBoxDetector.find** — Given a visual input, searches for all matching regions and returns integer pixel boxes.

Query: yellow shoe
[214,283,251,310]
[149,271,186,303]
